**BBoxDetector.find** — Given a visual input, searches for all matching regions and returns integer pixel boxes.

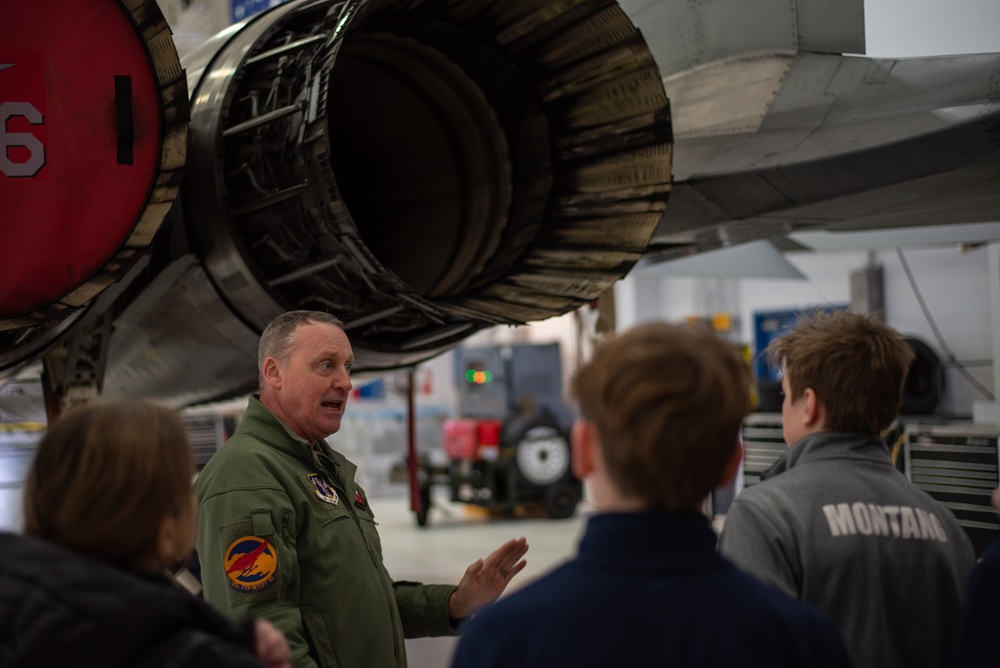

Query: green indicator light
[466,369,494,384]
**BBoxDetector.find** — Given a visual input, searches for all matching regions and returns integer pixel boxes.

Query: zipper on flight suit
[319,456,404,665]
[280,509,292,600]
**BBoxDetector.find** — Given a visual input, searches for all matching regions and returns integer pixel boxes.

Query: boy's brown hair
[767,310,915,434]
[23,399,194,570]
[572,321,751,509]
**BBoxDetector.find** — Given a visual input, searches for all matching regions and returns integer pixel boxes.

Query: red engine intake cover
[0,0,183,319]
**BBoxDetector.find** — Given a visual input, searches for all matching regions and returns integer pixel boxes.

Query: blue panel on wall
[753,305,847,381]
[354,378,386,400]
[231,0,287,24]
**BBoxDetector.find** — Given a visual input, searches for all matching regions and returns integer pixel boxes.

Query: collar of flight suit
[242,394,357,489]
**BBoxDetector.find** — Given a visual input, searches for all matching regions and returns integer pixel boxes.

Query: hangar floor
[379,489,593,668]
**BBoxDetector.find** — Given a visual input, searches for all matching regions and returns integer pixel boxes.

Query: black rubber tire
[543,481,581,519]
[756,379,783,413]
[415,504,429,527]
[901,336,945,416]
[415,473,432,528]
[503,414,571,488]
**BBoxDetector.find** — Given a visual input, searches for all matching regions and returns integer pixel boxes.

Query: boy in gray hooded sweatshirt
[719,310,974,668]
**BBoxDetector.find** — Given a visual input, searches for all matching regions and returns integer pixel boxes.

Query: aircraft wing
[620,0,999,264]
[619,0,865,76]
[646,48,1000,262]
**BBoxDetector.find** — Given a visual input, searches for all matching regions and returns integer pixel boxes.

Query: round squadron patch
[224,536,277,593]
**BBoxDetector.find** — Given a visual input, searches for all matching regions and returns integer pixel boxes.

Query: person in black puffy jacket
[0,399,290,668]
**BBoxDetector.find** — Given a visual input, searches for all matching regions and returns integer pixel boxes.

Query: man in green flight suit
[196,310,529,668]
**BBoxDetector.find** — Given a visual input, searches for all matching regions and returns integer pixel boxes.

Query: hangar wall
[617,239,997,419]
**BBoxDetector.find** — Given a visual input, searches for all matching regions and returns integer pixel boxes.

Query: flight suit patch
[308,473,339,505]
[219,519,279,605]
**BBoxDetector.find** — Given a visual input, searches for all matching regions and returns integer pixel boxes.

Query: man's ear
[571,420,597,480]
[718,440,743,488]
[261,356,282,389]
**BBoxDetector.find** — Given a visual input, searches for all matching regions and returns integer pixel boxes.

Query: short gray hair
[258,310,345,389]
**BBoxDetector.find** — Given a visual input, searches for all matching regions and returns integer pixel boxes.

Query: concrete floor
[378,489,593,668]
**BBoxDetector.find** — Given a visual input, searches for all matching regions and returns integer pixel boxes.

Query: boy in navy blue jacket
[451,322,850,668]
